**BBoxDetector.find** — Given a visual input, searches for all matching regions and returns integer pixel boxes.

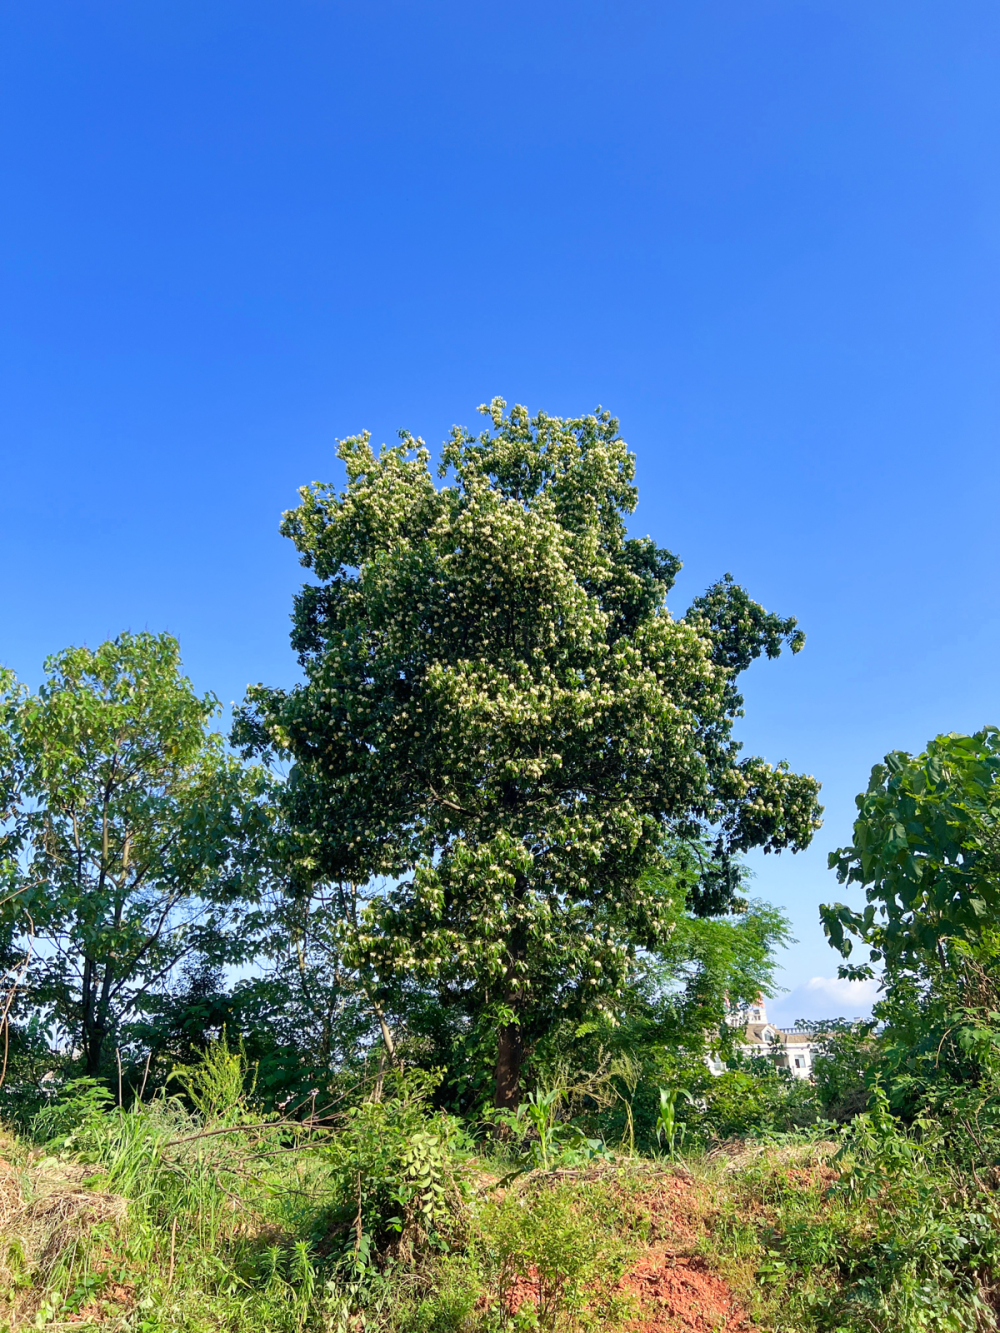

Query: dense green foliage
[2,633,270,1079]
[823,728,1000,1116]
[823,727,1000,980]
[0,403,820,1121]
[12,398,1000,1330]
[0,1028,995,1333]
[234,399,820,1107]
[708,1102,1000,1333]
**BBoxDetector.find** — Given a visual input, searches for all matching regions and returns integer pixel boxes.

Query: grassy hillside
[0,1046,997,1333]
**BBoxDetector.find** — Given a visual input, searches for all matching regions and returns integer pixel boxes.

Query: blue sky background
[2,2,998,1020]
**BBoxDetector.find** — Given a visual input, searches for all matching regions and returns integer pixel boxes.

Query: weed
[475,1180,632,1331]
[489,1089,607,1171]
[654,1087,693,1156]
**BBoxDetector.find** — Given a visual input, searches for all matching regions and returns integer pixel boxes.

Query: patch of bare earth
[616,1173,755,1332]
[620,1250,754,1332]
[503,1168,756,1332]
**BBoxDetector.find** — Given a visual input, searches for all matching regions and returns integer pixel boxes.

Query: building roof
[742,1024,817,1046]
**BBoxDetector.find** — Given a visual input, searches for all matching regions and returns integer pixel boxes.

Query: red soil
[506,1172,756,1332]
[620,1249,755,1332]
[618,1176,755,1332]
[635,1175,702,1246]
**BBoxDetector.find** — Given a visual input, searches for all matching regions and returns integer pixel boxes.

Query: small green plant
[705,1113,1000,1333]
[390,1253,484,1333]
[478,1183,615,1331]
[654,1087,693,1156]
[61,1271,104,1316]
[491,1089,606,1170]
[168,1030,258,1121]
[832,1082,938,1202]
[29,1077,113,1147]
[324,1068,471,1271]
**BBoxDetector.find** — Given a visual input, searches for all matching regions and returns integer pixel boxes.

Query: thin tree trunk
[493,898,528,1111]
[84,1028,103,1077]
[373,1001,397,1063]
[493,1014,523,1111]
[85,1009,105,1077]
[81,956,99,1075]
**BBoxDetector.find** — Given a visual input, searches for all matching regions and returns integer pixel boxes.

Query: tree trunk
[80,957,101,1076]
[374,1003,397,1064]
[83,1013,104,1077]
[493,897,528,1111]
[81,958,111,1076]
[493,1015,523,1111]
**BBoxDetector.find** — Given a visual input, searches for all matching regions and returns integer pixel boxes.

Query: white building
[706,996,821,1080]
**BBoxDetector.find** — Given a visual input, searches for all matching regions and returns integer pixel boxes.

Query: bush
[706,1087,1000,1333]
[808,1020,877,1122]
[697,1060,822,1141]
[475,1181,630,1332]
[323,1068,473,1272]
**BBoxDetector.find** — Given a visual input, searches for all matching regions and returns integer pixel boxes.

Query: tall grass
[1,1040,660,1331]
[17,1043,345,1331]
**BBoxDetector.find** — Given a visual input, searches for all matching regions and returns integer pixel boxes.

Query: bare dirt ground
[616,1174,755,1333]
[620,1250,754,1332]
[505,1168,757,1332]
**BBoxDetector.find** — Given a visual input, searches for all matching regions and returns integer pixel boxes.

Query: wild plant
[20,1042,340,1330]
[705,1090,1000,1333]
[167,1030,259,1122]
[322,1068,472,1272]
[489,1088,606,1171]
[476,1182,613,1332]
[654,1087,693,1157]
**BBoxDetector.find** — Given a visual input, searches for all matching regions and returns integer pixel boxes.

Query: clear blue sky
[2,2,998,1018]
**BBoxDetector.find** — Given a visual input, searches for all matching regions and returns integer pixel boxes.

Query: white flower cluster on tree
[235,399,821,1108]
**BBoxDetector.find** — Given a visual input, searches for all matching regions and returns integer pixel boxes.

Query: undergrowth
[702,1089,1000,1332]
[0,1042,647,1332]
[4,1040,1000,1332]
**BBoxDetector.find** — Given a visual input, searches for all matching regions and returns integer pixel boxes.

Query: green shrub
[323,1068,473,1273]
[29,1076,115,1148]
[707,1092,1000,1333]
[488,1088,607,1171]
[808,1020,877,1122]
[167,1029,259,1121]
[699,1061,822,1140]
[389,1253,485,1332]
[475,1181,630,1332]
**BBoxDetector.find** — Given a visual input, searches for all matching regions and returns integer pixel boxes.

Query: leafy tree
[536,848,791,1060]
[806,1018,877,1121]
[0,669,26,886]
[823,727,1000,1100]
[9,632,271,1076]
[0,669,34,1084]
[522,880,796,1141]
[237,399,821,1107]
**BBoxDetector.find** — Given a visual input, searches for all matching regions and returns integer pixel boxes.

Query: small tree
[10,632,270,1076]
[238,400,821,1107]
[823,727,1000,1096]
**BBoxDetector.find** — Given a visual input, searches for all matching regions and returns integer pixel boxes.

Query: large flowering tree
[236,400,821,1107]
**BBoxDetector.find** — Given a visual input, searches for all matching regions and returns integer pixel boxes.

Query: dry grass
[700,1138,838,1173]
[0,1156,128,1326]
